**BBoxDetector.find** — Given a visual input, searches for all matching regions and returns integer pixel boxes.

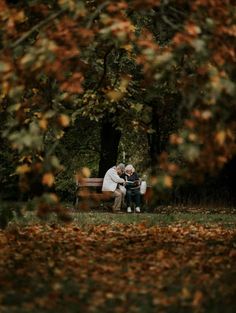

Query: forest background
[0,0,236,218]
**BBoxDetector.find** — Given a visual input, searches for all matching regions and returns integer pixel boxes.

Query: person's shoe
[127,207,132,213]
[135,207,141,213]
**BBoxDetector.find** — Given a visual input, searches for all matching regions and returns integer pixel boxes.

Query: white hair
[117,163,125,172]
[125,164,135,173]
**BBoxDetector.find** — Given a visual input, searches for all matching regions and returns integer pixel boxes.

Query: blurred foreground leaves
[0,221,235,313]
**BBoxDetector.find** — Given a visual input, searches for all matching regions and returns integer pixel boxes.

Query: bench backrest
[77,178,104,187]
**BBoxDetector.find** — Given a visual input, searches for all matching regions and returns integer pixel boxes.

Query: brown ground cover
[0,221,235,313]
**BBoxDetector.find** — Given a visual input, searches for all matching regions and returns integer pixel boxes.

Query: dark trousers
[126,189,141,207]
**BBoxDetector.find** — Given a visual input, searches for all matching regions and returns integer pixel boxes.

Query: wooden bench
[74,177,152,211]
[74,178,112,210]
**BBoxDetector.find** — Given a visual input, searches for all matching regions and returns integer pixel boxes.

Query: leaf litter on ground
[0,219,236,313]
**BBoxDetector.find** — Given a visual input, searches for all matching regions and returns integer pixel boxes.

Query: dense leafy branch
[10,8,66,49]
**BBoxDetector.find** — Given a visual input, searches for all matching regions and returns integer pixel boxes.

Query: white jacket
[102,167,125,192]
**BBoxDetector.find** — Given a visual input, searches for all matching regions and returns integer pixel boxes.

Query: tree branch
[10,8,66,49]
[95,45,114,90]
[86,1,110,28]
[160,7,179,30]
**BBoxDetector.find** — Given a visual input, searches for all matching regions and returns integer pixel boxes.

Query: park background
[0,1,236,312]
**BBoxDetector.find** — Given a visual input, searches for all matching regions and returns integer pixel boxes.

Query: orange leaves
[42,172,55,187]
[173,21,201,47]
[38,118,48,130]
[60,73,84,94]
[100,18,136,42]
[162,175,173,188]
[77,28,94,41]
[185,22,201,36]
[130,0,161,9]
[57,114,70,127]
[169,134,184,145]
[192,290,204,307]
[1,221,235,312]
[215,130,226,146]
[107,2,128,13]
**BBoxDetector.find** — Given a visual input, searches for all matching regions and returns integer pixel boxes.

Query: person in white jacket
[102,163,126,212]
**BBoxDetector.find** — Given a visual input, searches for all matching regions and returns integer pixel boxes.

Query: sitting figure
[102,163,126,213]
[122,164,141,213]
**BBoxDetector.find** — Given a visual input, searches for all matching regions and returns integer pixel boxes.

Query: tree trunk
[147,95,179,171]
[98,119,121,177]
[147,106,163,170]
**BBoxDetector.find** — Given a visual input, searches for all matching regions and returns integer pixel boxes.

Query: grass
[9,210,236,229]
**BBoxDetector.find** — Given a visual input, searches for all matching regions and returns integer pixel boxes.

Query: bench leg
[74,196,79,210]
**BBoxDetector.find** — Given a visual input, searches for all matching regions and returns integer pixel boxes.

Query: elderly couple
[102,163,141,213]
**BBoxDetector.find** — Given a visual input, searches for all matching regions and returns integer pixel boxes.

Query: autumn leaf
[42,173,55,187]
[81,167,91,178]
[16,164,31,174]
[163,175,173,188]
[58,114,70,127]
[38,118,48,130]
[192,290,203,307]
[215,130,226,146]
[106,90,124,102]
[0,61,11,73]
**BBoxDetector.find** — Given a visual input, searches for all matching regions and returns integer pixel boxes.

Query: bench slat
[79,182,103,187]
[76,177,104,187]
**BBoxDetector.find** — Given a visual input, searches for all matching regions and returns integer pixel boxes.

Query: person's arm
[109,169,125,184]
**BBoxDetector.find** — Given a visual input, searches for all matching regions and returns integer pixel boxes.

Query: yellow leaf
[188,133,197,142]
[81,167,91,178]
[34,112,42,118]
[52,283,62,291]
[119,76,131,92]
[16,164,31,174]
[49,193,59,203]
[201,110,212,120]
[215,130,226,146]
[20,53,34,66]
[181,287,191,299]
[121,44,133,52]
[106,90,124,102]
[0,61,11,73]
[32,88,39,94]
[14,11,25,22]
[163,175,173,188]
[56,130,65,139]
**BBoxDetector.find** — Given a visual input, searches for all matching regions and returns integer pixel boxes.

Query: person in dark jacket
[121,164,141,213]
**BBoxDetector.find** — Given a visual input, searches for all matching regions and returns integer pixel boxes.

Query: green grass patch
[9,211,236,229]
